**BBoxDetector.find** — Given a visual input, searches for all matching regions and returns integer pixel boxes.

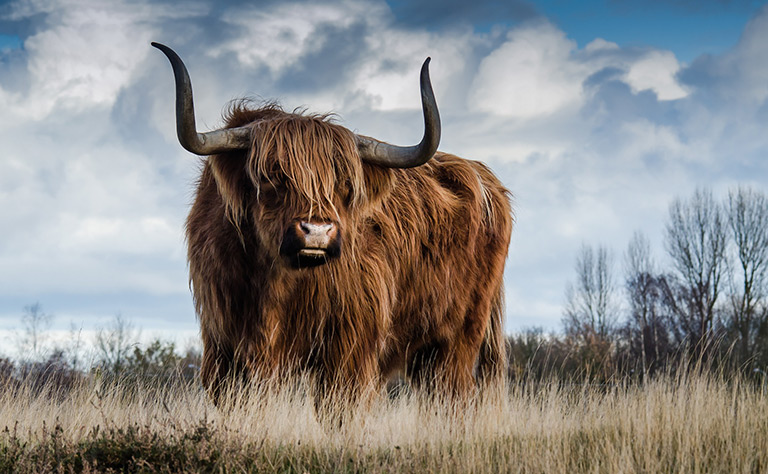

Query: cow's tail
[476,285,507,390]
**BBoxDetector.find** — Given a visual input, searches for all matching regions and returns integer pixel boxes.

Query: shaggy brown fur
[186,102,513,404]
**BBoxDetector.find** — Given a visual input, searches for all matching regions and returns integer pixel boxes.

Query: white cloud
[616,119,690,163]
[734,6,768,102]
[350,25,475,111]
[0,1,197,305]
[2,0,206,118]
[468,21,690,119]
[583,38,620,53]
[212,0,475,113]
[8,5,142,117]
[470,22,586,118]
[25,23,147,114]
[214,0,384,73]
[624,51,688,100]
[682,4,768,104]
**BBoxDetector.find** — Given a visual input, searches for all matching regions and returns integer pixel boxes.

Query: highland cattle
[153,42,513,404]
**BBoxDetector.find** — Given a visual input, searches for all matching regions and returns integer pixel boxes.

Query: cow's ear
[360,164,395,210]
[209,154,250,221]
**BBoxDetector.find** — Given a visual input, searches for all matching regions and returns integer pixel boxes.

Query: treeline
[0,309,200,394]
[508,186,768,383]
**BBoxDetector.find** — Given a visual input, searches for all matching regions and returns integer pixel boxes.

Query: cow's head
[153,42,441,268]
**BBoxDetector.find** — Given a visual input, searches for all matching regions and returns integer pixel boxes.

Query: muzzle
[279,220,342,268]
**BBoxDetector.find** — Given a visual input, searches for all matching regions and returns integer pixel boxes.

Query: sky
[1,0,768,355]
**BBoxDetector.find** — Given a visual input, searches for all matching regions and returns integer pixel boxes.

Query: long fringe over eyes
[245,110,366,221]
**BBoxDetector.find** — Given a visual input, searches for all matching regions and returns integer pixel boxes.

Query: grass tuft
[1,370,767,473]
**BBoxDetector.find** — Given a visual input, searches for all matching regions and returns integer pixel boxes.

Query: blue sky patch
[0,34,21,51]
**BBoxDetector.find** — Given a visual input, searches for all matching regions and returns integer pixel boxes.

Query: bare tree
[17,303,53,361]
[664,188,728,353]
[94,314,140,374]
[622,231,671,373]
[563,243,619,342]
[725,186,768,363]
[63,323,86,372]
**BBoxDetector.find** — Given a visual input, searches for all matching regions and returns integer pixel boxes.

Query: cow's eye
[260,176,285,191]
[341,179,354,206]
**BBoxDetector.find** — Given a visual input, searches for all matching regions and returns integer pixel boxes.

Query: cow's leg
[200,342,236,406]
[440,341,483,397]
[407,342,479,398]
[407,295,494,399]
[313,345,381,424]
[201,337,275,406]
[405,341,443,392]
[440,287,499,395]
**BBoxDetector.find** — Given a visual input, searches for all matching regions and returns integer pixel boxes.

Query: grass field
[1,370,767,473]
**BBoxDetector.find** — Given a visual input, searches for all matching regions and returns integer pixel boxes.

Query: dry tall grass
[1,370,767,473]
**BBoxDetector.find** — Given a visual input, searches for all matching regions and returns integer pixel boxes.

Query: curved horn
[151,42,251,155]
[356,58,441,168]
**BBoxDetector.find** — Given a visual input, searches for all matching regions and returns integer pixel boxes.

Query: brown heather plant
[1,367,767,473]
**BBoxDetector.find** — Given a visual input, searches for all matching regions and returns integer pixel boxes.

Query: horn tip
[151,42,171,53]
[421,57,432,76]
[421,57,433,75]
